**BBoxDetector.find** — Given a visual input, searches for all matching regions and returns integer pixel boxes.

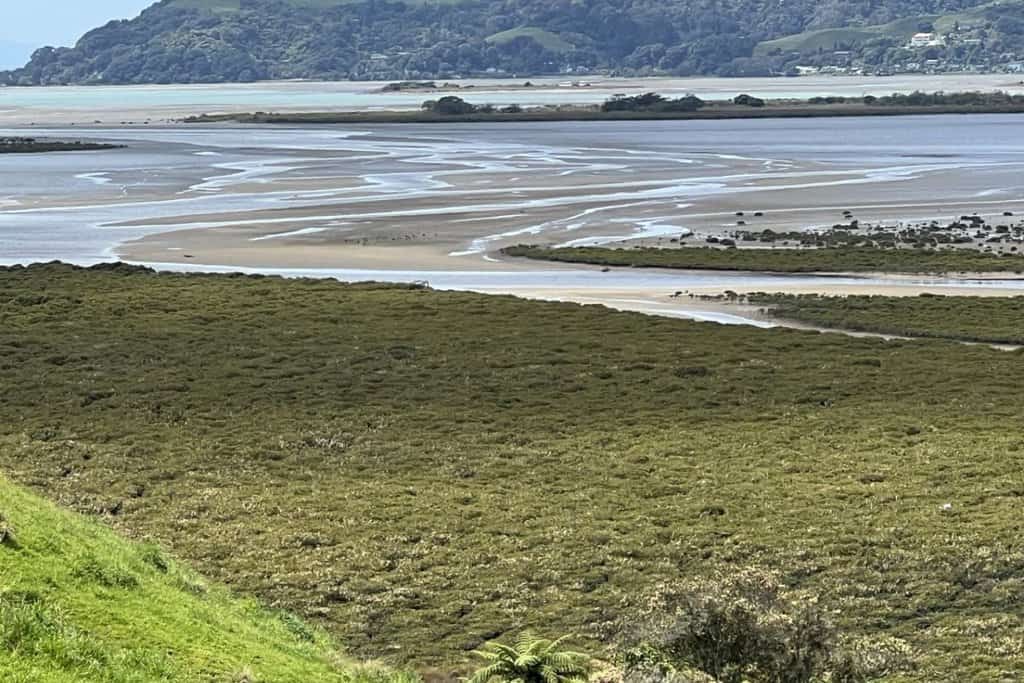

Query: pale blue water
[2,74,1022,116]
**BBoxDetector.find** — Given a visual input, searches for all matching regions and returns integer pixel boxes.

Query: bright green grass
[485,27,575,53]
[0,474,416,682]
[502,244,1024,274]
[2,264,1024,680]
[746,293,1024,345]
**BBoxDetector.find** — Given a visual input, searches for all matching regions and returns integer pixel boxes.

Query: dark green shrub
[0,514,19,550]
[622,568,912,683]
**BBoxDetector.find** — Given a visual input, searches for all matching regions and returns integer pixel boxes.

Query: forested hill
[0,0,1015,85]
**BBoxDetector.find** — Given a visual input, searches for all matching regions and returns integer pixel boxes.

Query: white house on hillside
[909,32,944,48]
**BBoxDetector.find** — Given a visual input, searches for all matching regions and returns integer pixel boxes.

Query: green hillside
[0,473,412,682]
[3,0,1015,84]
[756,0,1024,54]
[754,19,936,55]
[486,27,575,53]
[167,0,467,8]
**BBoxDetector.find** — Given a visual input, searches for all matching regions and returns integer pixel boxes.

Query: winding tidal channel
[3,115,1024,328]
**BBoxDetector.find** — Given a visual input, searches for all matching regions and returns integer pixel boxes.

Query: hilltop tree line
[0,0,1006,85]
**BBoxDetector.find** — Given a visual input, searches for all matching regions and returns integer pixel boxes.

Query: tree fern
[467,633,590,683]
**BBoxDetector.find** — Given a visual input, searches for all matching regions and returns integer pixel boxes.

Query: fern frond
[515,631,537,652]
[543,635,572,655]
[518,655,542,670]
[465,662,504,683]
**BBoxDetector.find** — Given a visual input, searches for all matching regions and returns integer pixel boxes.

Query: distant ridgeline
[3,0,1024,85]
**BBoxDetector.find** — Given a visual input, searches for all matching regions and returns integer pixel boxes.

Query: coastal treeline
[817,90,1024,106]
[184,89,1024,126]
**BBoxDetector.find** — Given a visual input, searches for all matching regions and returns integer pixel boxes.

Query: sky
[0,1,153,68]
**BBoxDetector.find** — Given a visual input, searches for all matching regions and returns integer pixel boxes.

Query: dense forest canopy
[1,0,1020,84]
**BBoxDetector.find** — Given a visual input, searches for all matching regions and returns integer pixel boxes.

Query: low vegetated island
[379,80,543,92]
[739,292,1024,345]
[2,262,1024,680]
[502,244,1024,274]
[0,137,123,154]
[183,90,1024,124]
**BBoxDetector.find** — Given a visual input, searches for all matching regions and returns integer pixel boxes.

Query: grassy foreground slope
[0,474,408,682]
[502,244,1024,274]
[2,264,1024,680]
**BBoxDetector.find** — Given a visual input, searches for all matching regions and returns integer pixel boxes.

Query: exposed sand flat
[118,155,1024,270]
[5,117,1024,332]
[124,232,508,272]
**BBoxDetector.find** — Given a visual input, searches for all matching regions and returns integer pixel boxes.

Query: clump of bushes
[422,96,479,115]
[732,94,765,107]
[621,568,913,683]
[72,556,141,590]
[420,96,522,115]
[602,93,705,113]
[0,513,19,550]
